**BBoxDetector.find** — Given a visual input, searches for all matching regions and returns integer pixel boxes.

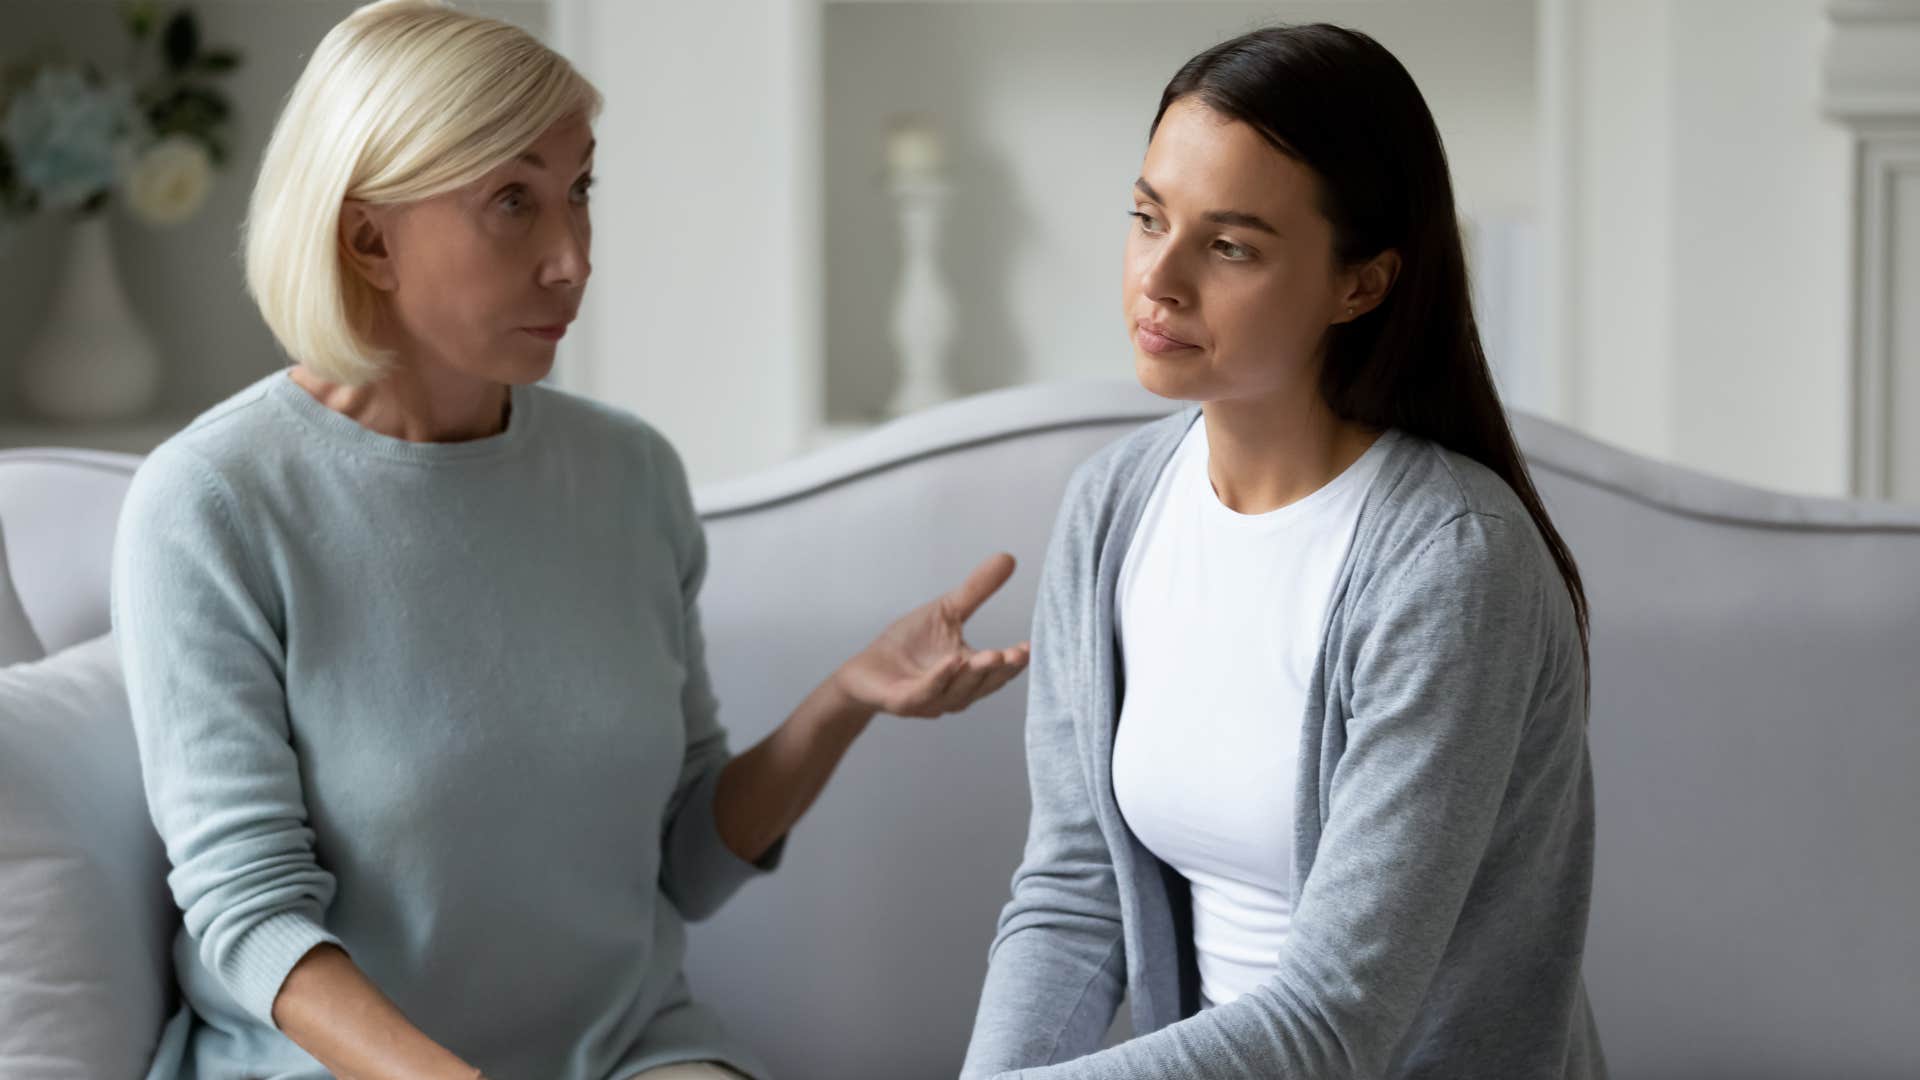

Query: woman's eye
[1128,210,1163,235]
[1214,239,1253,261]
[497,187,529,214]
[571,176,595,204]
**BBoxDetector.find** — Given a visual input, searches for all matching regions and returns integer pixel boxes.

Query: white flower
[122,135,213,226]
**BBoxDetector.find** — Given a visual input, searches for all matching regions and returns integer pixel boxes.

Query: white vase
[20,214,162,423]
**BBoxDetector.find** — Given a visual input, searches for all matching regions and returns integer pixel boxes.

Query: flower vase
[19,214,161,423]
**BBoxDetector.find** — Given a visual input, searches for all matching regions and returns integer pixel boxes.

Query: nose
[539,208,591,290]
[1136,237,1190,310]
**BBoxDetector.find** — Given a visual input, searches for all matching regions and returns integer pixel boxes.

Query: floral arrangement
[0,2,241,227]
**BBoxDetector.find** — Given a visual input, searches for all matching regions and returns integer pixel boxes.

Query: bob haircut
[243,0,602,385]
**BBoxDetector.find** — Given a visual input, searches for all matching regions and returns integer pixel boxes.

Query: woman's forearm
[272,943,482,1080]
[712,673,876,864]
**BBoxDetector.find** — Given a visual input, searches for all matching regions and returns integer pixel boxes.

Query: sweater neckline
[1183,415,1402,532]
[266,369,538,465]
[1149,408,1424,545]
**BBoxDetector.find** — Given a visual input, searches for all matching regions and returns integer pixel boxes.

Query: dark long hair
[1153,23,1591,671]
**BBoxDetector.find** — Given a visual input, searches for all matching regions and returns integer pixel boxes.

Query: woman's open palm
[835,553,1032,719]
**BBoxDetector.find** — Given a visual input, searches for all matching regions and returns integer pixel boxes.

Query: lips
[522,322,571,342]
[1134,319,1200,355]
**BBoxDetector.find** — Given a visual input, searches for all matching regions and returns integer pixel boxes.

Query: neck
[289,362,512,444]
[1199,386,1380,515]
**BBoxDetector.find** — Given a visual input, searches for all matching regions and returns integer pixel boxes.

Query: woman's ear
[339,200,398,292]
[1336,249,1402,323]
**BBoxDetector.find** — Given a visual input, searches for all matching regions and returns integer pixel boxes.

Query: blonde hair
[243,0,601,384]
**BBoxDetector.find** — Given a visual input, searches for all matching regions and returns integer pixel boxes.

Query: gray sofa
[1,377,1916,1079]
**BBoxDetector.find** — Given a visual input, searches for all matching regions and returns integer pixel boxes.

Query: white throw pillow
[0,521,44,666]
[0,634,176,1079]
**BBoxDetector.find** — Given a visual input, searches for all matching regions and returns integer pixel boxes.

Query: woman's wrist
[822,663,881,730]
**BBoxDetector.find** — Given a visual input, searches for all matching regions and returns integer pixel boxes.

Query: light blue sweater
[113,371,781,1080]
[963,408,1607,1079]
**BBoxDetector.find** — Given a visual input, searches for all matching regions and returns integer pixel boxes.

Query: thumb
[943,552,1017,624]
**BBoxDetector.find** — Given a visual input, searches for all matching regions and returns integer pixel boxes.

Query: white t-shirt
[1112,415,1397,1008]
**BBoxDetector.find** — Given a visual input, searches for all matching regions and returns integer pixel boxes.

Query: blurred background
[0,0,1913,505]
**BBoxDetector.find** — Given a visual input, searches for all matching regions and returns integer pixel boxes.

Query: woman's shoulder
[128,373,289,523]
[1355,432,1566,606]
[525,382,682,474]
[151,370,283,458]
[524,385,700,538]
[1382,429,1525,514]
[1059,406,1197,515]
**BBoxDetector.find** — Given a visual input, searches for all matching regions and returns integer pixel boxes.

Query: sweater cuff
[695,764,783,876]
[219,908,342,1028]
[666,766,785,917]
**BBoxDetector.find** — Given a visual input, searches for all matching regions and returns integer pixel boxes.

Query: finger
[942,552,1017,624]
[947,647,1030,710]
[969,662,1026,703]
[932,656,997,715]
[894,653,967,717]
[977,644,1029,669]
[936,669,995,716]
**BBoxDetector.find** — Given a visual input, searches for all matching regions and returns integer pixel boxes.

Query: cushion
[0,522,44,665]
[0,634,175,1079]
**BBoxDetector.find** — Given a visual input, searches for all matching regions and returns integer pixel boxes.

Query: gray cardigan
[962,408,1607,1079]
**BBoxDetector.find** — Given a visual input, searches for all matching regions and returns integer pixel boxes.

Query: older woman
[112,3,1028,1079]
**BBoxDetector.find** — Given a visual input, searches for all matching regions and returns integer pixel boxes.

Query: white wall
[822,1,1540,425]
[8,0,1843,494]
[1566,0,1677,464]
[563,0,1856,497]
[1667,0,1851,497]
[1565,0,1852,497]
[555,0,818,486]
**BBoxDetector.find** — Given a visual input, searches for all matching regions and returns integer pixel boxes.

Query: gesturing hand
[832,552,1032,719]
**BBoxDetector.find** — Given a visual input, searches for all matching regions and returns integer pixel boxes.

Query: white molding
[1823,0,1920,122]
[1851,134,1920,497]
[1825,1,1920,497]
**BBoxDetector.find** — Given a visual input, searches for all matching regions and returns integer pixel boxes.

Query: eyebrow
[517,138,597,170]
[1134,177,1280,236]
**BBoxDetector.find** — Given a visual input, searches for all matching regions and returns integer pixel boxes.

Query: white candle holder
[885,175,957,417]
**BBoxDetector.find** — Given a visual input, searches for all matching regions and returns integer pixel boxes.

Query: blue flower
[2,66,138,212]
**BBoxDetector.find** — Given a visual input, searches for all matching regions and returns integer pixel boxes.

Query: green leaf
[195,49,240,74]
[163,10,201,72]
[121,1,159,40]
[146,84,232,143]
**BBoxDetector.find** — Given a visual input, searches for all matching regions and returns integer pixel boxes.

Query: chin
[1133,350,1213,403]
[501,351,558,385]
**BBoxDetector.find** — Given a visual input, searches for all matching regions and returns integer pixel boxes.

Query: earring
[1346,306,1356,316]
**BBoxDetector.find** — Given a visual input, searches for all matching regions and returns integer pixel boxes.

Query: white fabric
[0,633,175,1079]
[0,521,44,666]
[1112,418,1396,1007]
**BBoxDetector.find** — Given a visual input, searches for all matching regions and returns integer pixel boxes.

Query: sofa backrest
[2,378,1916,1079]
